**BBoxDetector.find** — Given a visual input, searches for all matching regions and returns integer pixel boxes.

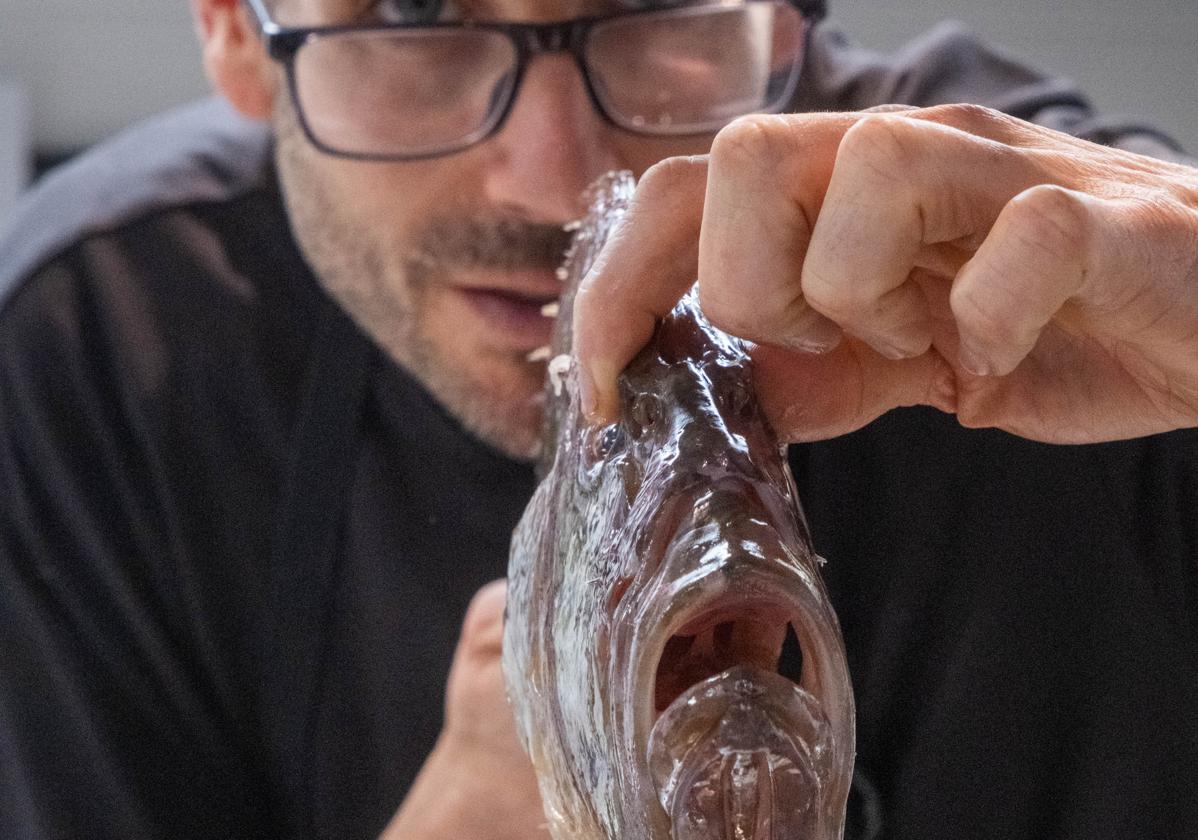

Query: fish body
[504,172,855,840]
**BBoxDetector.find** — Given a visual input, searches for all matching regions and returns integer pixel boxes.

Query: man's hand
[573,105,1198,443]
[379,581,548,840]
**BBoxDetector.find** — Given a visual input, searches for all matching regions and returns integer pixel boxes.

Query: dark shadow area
[33,149,82,183]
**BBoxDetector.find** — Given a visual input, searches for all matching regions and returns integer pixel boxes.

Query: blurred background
[1,0,1196,221]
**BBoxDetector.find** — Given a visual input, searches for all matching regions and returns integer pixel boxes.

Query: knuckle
[710,114,791,174]
[838,114,920,182]
[1109,193,1198,305]
[635,156,701,206]
[919,102,1005,134]
[1128,191,1196,244]
[1005,184,1091,259]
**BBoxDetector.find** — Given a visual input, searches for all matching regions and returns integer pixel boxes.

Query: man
[0,0,1194,838]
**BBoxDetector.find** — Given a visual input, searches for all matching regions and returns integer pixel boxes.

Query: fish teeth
[549,355,572,396]
[527,346,552,363]
[541,301,561,318]
[554,266,570,282]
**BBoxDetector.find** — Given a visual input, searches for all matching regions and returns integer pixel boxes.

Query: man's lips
[452,272,561,351]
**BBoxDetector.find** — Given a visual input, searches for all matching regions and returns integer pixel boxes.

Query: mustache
[412,216,575,273]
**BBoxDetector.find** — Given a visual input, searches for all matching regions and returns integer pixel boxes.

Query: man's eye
[373,0,448,24]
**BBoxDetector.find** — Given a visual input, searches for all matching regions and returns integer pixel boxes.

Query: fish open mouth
[646,654,831,839]
[645,592,832,837]
[631,491,849,836]
[653,601,802,716]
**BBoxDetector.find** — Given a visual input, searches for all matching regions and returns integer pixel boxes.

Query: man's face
[271,0,715,459]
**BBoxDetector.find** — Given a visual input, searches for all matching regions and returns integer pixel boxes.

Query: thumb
[753,341,956,443]
[454,579,507,666]
[444,580,512,739]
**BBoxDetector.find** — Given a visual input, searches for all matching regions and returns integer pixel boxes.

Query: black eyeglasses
[244,0,826,161]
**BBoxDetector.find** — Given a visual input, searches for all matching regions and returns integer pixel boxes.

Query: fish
[503,171,855,840]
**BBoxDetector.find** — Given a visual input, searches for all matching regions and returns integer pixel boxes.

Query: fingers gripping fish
[503,172,855,840]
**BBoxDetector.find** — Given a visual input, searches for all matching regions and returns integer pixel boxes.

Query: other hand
[574,105,1198,443]
[379,581,548,840]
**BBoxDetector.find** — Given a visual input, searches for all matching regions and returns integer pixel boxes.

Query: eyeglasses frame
[242,0,828,161]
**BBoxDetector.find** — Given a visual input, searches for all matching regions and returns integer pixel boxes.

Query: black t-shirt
[2,24,1196,840]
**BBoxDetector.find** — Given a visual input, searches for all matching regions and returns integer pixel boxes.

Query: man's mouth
[453,273,561,351]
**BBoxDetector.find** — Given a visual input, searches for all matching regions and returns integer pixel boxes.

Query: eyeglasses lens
[587,1,806,133]
[294,29,519,158]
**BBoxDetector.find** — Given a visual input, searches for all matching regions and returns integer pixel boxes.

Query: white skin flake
[549,355,572,397]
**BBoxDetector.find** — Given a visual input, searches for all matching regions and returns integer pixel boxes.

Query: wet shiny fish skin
[503,172,855,840]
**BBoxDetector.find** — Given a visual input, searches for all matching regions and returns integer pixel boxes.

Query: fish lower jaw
[646,666,832,840]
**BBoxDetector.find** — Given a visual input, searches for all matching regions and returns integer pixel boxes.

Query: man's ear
[192,0,275,120]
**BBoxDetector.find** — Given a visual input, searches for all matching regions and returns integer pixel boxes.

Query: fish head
[503,173,854,840]
[612,296,855,840]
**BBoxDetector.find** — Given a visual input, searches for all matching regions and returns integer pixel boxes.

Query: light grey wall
[0,0,1195,155]
[829,0,1197,154]
[0,1,209,155]
[0,83,31,219]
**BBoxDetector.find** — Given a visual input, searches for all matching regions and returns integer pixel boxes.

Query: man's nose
[480,53,622,223]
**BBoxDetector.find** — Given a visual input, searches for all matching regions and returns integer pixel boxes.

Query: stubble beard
[272,97,570,461]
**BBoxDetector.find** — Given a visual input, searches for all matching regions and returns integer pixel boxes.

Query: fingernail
[869,334,931,360]
[578,362,600,422]
[578,360,617,425]
[791,336,839,354]
[957,338,994,376]
[872,341,909,361]
[784,317,842,354]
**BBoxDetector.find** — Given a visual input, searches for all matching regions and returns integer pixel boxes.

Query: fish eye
[587,423,624,461]
[627,393,663,440]
[619,460,643,504]
[723,379,755,420]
